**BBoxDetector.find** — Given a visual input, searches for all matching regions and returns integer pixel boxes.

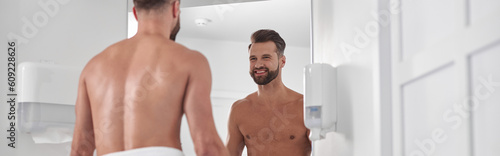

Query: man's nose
[254,60,264,68]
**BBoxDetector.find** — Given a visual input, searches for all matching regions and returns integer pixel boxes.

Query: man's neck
[136,18,172,39]
[256,77,288,104]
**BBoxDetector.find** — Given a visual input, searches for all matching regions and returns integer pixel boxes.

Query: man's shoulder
[230,92,257,111]
[80,49,108,77]
[231,98,250,110]
[131,35,195,54]
[80,39,128,77]
[158,42,206,65]
[184,49,207,62]
[285,88,303,102]
[89,40,126,62]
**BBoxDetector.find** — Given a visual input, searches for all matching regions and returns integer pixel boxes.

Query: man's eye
[250,58,256,61]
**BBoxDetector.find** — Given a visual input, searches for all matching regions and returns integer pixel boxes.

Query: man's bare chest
[237,103,308,145]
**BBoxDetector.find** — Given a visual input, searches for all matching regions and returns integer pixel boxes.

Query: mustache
[253,67,268,71]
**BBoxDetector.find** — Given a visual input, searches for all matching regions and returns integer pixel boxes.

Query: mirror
[127,0,311,155]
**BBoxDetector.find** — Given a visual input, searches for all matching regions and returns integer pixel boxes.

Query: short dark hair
[248,29,286,57]
[133,0,174,11]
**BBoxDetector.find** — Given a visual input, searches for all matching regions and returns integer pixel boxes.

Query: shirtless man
[71,0,228,156]
[226,29,311,156]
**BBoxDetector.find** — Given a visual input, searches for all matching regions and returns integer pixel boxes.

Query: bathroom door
[389,0,500,156]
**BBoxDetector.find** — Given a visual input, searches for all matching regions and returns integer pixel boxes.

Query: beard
[170,17,181,41]
[250,65,280,85]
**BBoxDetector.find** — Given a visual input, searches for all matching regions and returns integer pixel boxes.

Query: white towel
[103,146,184,156]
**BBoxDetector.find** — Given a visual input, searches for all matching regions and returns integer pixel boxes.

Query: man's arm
[71,70,95,156]
[226,101,245,156]
[183,52,229,156]
[306,129,312,155]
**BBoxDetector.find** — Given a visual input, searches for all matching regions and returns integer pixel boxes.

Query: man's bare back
[228,90,311,156]
[71,34,226,156]
[72,1,228,155]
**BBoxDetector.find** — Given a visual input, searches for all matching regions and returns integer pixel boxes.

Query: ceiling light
[194,18,212,27]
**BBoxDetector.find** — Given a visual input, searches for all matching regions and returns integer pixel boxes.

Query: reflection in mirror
[127,0,310,155]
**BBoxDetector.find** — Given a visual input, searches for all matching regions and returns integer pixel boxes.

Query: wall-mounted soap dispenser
[304,63,337,141]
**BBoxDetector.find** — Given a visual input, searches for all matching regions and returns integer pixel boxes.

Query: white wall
[0,0,127,155]
[310,0,384,155]
[175,37,311,156]
[470,42,500,156]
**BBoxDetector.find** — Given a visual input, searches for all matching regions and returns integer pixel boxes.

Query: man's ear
[133,7,138,21]
[172,0,180,18]
[280,55,286,68]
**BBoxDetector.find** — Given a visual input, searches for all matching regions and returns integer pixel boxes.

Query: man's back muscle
[82,35,197,155]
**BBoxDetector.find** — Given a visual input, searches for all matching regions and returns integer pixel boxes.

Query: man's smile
[254,69,268,76]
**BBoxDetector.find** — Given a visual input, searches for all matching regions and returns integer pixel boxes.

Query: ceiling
[127,0,311,47]
[127,0,267,10]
